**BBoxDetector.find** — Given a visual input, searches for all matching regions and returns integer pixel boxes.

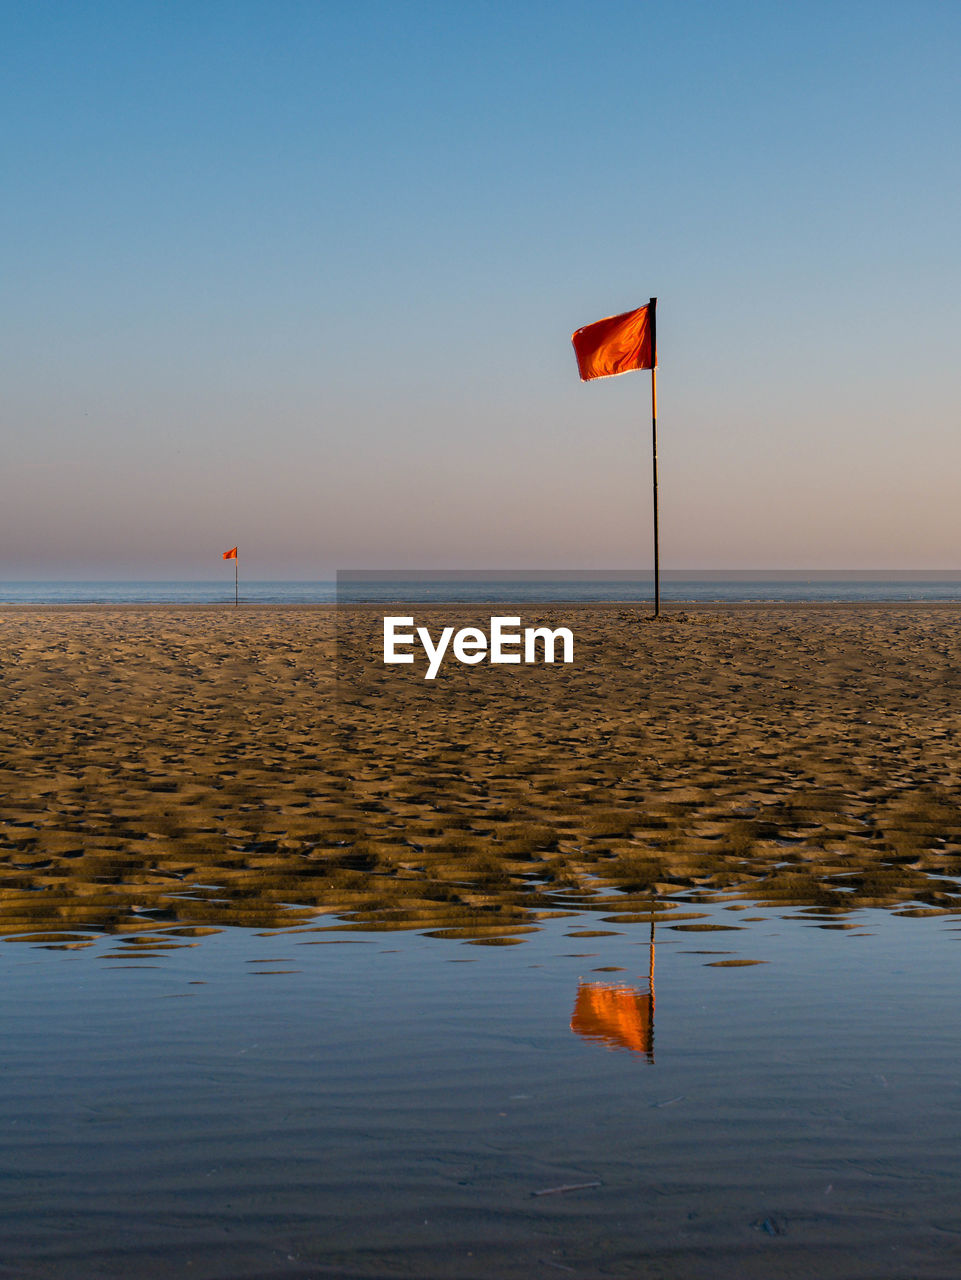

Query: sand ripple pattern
[2,604,961,949]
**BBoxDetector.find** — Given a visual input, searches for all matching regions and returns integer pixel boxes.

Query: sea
[3,573,961,604]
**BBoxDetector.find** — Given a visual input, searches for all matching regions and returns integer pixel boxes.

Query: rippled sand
[2,603,961,945]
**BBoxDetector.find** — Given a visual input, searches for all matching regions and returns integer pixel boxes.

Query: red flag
[222,547,237,560]
[572,302,656,381]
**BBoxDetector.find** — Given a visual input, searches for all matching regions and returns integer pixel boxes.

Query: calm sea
[3,576,961,604]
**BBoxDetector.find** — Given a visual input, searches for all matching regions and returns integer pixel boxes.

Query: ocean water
[0,580,338,605]
[3,576,961,604]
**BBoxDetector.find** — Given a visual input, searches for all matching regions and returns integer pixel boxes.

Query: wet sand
[2,603,961,942]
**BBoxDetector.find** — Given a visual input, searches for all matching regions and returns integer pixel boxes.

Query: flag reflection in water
[570,920,655,1062]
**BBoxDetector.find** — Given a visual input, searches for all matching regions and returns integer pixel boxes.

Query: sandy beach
[6,603,961,1280]
[3,603,960,943]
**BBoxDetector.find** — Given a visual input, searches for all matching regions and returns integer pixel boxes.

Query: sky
[2,0,960,578]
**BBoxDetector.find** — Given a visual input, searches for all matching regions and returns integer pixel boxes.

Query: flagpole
[235,554,238,607]
[649,296,659,618]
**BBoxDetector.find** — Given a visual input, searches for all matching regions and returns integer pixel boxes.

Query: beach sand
[2,603,961,942]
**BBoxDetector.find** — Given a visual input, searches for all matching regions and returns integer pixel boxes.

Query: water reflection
[571,918,655,1060]
[571,982,655,1060]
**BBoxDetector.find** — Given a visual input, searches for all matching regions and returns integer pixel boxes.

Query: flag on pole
[571,303,656,382]
[572,296,662,616]
[223,546,239,605]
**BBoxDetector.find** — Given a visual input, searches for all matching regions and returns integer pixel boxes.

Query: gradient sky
[3,0,960,577]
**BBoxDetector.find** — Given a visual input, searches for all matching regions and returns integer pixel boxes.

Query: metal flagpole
[235,553,238,607]
[649,297,659,618]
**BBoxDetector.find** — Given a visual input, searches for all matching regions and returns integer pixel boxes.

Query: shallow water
[4,901,961,1279]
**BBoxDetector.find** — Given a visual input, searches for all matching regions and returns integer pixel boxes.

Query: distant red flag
[572,302,656,381]
[222,547,238,560]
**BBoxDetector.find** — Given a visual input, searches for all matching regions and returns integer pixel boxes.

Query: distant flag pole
[572,297,660,617]
[223,546,238,605]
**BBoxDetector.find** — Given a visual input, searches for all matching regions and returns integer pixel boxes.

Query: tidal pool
[4,902,961,1279]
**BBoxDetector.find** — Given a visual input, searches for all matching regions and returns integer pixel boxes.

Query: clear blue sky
[3,0,960,576]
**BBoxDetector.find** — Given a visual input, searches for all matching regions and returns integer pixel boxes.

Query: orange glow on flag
[222,547,238,560]
[572,303,655,381]
[570,981,654,1059]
